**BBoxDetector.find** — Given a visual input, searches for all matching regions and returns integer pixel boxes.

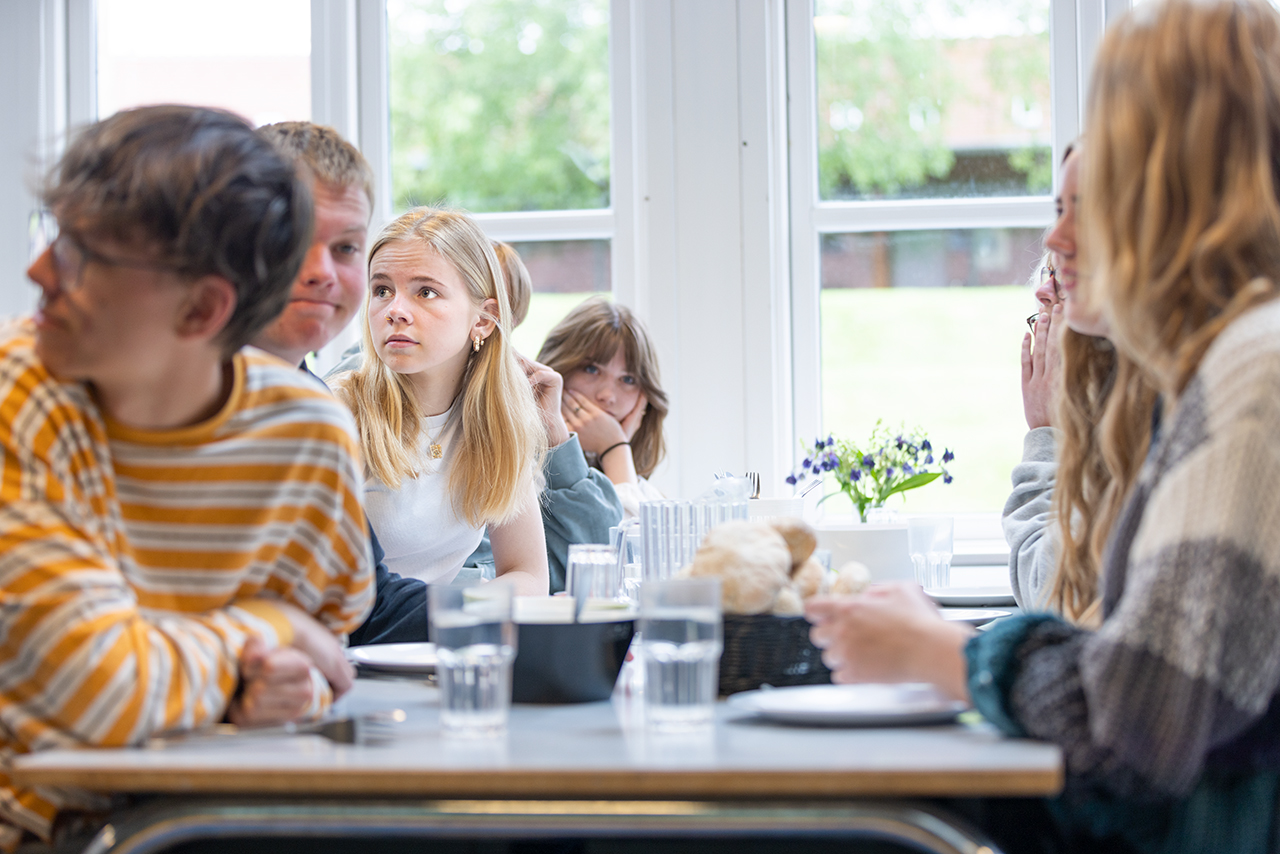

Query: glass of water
[908,516,954,591]
[638,577,723,731]
[566,543,623,621]
[428,582,517,737]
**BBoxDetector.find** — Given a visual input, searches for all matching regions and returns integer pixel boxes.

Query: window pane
[388,0,610,214]
[814,0,1051,201]
[820,228,1044,512]
[96,0,310,125]
[507,240,610,358]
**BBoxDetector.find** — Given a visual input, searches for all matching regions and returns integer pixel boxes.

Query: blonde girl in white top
[330,208,549,594]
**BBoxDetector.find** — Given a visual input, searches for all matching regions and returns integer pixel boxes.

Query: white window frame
[785,0,1130,493]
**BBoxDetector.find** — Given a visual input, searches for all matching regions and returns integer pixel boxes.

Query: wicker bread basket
[718,613,832,696]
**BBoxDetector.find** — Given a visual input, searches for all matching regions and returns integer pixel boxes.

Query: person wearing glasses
[0,105,372,849]
[810,2,1280,848]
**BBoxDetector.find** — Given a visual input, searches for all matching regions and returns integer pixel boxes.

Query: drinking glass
[638,578,723,731]
[908,516,954,591]
[428,583,516,736]
[566,543,622,621]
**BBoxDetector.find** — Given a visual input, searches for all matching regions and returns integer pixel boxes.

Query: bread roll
[791,555,827,599]
[770,584,804,616]
[767,517,818,569]
[685,520,791,614]
[830,561,872,596]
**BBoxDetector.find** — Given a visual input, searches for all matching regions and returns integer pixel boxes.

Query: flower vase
[813,513,913,583]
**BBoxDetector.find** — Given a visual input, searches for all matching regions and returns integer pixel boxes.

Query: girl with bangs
[330,208,549,595]
[808,1,1280,849]
[537,297,670,519]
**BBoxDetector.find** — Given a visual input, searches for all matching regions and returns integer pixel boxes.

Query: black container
[512,619,635,704]
[719,614,832,696]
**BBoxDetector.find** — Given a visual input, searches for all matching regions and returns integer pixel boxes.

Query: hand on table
[277,602,355,698]
[1021,303,1062,430]
[228,638,317,726]
[519,354,571,447]
[805,583,973,702]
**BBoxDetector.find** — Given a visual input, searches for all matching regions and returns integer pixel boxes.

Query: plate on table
[939,608,1010,627]
[348,642,437,674]
[925,587,1016,607]
[729,683,967,727]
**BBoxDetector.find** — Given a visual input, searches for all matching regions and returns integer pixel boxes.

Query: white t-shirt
[363,406,484,583]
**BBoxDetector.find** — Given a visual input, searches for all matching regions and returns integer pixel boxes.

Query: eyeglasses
[30,211,182,292]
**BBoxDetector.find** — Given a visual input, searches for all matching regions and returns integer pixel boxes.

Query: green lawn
[820,286,1031,513]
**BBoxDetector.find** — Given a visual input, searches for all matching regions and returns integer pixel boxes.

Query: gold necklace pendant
[429,443,443,460]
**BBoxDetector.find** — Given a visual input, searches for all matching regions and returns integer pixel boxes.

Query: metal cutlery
[146,709,406,748]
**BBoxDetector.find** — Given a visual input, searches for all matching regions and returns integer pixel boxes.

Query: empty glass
[908,516,954,591]
[638,578,723,731]
[565,543,624,621]
[428,583,516,737]
[639,497,748,581]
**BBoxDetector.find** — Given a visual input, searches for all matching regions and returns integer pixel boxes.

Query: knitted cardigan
[968,300,1280,853]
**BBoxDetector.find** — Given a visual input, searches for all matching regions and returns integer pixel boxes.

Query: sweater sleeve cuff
[964,612,1064,737]
[544,434,591,490]
[229,599,295,647]
[1022,426,1058,462]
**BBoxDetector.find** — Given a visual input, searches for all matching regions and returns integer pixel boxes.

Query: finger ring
[574,406,582,413]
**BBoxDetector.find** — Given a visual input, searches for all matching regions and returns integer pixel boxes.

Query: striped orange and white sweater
[0,322,373,847]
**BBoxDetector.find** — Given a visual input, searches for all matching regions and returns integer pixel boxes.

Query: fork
[147,710,405,748]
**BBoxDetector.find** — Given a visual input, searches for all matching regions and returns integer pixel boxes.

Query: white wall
[621,0,792,499]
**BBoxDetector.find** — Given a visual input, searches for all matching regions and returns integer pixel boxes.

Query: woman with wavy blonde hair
[330,208,549,594]
[809,2,1280,848]
[537,297,670,518]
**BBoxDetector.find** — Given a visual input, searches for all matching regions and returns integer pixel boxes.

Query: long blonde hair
[537,297,669,479]
[332,208,546,526]
[1081,0,1280,396]
[1050,332,1157,625]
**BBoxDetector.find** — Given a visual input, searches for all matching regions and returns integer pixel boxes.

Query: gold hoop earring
[473,335,483,353]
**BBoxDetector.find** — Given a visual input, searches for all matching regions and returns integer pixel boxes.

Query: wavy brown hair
[331,208,545,527]
[537,297,669,479]
[1050,332,1158,625]
[1081,0,1280,396]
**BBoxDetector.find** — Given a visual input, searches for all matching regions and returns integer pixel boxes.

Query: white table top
[14,674,1061,800]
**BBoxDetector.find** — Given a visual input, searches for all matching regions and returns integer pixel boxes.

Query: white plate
[728,683,967,727]
[939,608,1010,627]
[925,587,1016,607]
[348,642,437,674]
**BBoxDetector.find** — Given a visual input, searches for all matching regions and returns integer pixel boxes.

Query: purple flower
[885,467,895,478]
[813,438,825,450]
[922,440,932,452]
[943,473,953,484]
[811,466,821,475]
[942,449,955,463]
[903,463,914,475]
[802,457,812,468]
[861,455,874,468]
[820,459,833,472]
[785,474,797,485]
[895,435,905,449]
[925,454,934,464]
[826,435,834,447]
[851,468,862,482]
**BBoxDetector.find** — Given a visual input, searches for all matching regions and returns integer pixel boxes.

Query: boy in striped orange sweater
[0,105,373,848]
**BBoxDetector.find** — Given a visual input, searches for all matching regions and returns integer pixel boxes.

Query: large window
[96,0,311,126]
[387,0,611,351]
[794,0,1054,514]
